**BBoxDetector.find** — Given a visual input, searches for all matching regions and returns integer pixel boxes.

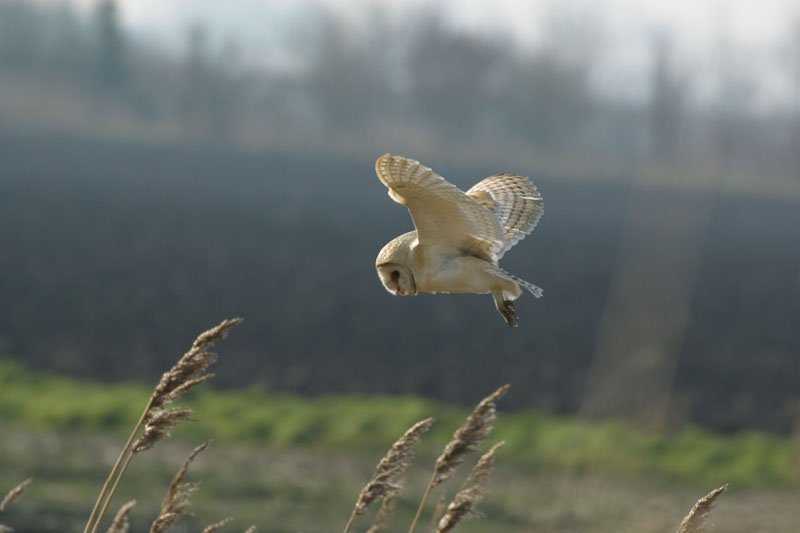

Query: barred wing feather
[467,173,543,259]
[375,154,506,262]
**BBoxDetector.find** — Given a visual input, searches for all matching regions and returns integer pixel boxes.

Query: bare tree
[92,0,127,92]
[406,15,501,138]
[648,32,686,161]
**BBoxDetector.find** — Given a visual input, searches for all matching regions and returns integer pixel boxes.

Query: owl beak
[397,287,406,296]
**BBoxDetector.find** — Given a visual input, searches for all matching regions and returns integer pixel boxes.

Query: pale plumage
[374,154,544,327]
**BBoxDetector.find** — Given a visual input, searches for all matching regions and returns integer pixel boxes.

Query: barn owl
[374,154,544,327]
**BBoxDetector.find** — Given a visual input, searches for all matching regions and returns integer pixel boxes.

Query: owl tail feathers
[489,266,543,299]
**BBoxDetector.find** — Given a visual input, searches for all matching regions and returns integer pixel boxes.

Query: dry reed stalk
[105,500,136,533]
[149,441,210,533]
[676,485,727,533]
[84,318,243,533]
[408,384,509,533]
[437,442,504,533]
[365,486,400,533]
[0,479,32,512]
[343,417,436,533]
[202,516,234,532]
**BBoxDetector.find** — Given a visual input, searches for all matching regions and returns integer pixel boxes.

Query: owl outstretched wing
[375,154,506,262]
[466,173,544,259]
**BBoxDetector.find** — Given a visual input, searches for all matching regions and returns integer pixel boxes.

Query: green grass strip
[1,358,797,487]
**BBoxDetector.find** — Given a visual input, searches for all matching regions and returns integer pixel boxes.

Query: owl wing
[375,154,506,262]
[466,173,543,259]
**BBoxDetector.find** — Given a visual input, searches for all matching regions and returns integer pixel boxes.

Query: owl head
[375,232,417,296]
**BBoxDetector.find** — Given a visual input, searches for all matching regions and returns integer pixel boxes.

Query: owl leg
[491,288,518,328]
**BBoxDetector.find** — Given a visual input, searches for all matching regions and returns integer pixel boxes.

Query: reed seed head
[0,479,32,512]
[352,417,435,515]
[365,485,400,533]
[105,500,136,533]
[202,517,234,532]
[437,442,504,533]
[133,407,195,454]
[151,318,242,411]
[677,485,727,533]
[149,441,210,533]
[433,385,509,486]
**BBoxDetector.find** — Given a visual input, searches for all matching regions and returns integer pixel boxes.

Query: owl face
[376,263,416,296]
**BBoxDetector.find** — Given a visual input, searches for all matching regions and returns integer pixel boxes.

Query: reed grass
[105,500,136,533]
[676,485,727,533]
[0,479,32,512]
[364,486,399,533]
[149,441,209,533]
[429,492,447,528]
[0,478,33,533]
[344,417,435,533]
[437,442,504,533]
[201,517,234,533]
[408,384,509,533]
[1,318,736,533]
[83,317,243,533]
[341,384,512,533]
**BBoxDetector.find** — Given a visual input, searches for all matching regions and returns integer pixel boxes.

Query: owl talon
[500,300,518,328]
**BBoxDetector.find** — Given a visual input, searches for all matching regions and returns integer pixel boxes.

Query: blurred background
[1,0,799,531]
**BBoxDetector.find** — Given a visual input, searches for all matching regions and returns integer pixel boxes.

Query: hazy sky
[64,0,796,46]
[53,0,800,109]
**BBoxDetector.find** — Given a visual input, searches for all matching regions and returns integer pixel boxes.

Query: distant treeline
[0,0,799,178]
[0,132,798,434]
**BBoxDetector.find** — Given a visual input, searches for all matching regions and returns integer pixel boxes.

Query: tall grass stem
[84,396,155,533]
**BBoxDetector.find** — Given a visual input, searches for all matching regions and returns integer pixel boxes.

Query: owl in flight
[374,154,544,327]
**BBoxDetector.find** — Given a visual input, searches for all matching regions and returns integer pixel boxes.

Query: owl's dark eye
[391,270,400,279]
